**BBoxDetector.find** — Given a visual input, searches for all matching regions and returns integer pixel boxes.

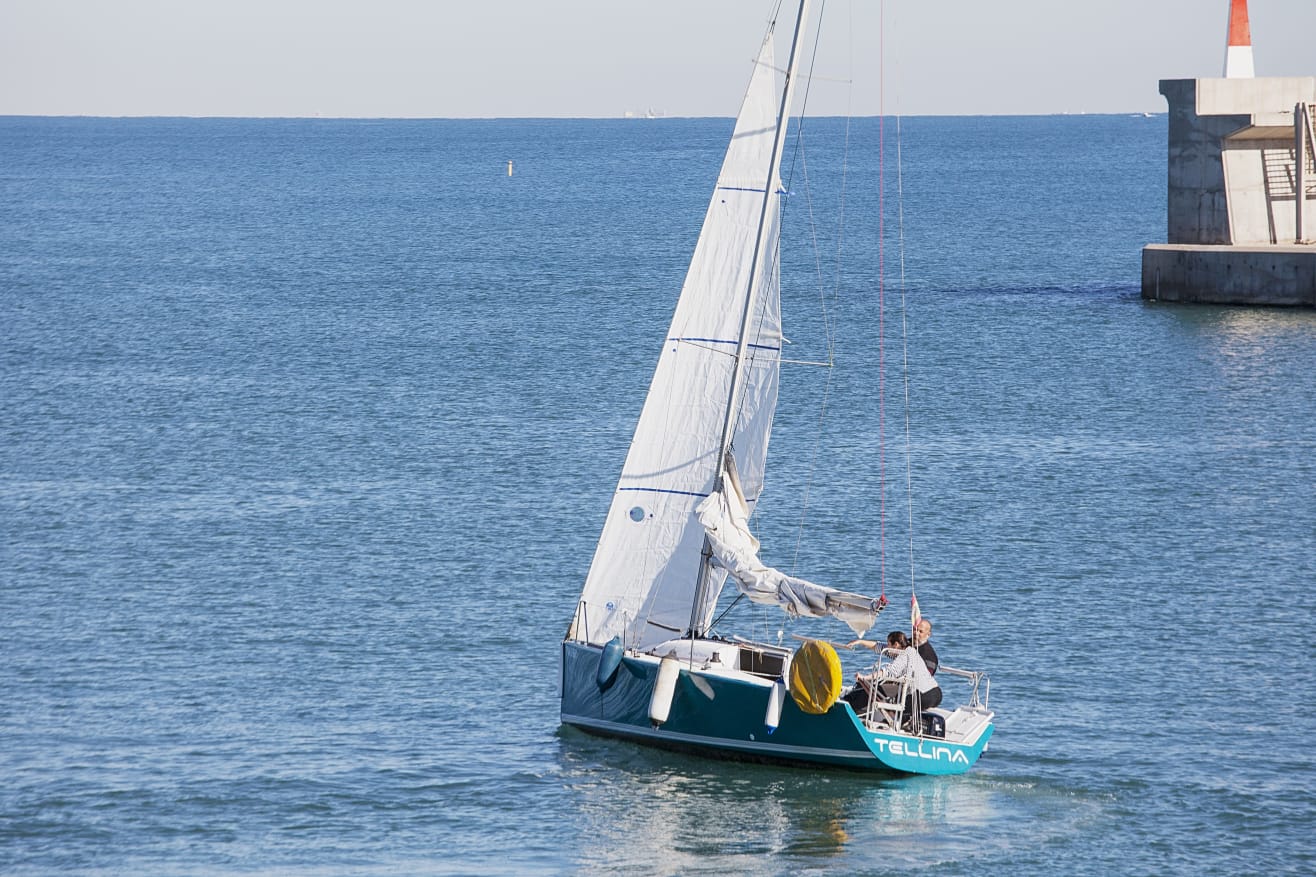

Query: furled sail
[696,461,883,637]
[573,32,784,649]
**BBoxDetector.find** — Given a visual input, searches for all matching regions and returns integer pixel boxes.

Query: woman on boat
[847,630,942,729]
[843,630,905,716]
[880,630,942,726]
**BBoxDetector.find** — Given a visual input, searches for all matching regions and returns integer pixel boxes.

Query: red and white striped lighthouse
[1223,0,1254,78]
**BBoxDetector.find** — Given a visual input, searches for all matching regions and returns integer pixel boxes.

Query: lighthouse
[1223,0,1254,79]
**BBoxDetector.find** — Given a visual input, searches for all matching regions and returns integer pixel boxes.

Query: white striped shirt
[880,646,939,694]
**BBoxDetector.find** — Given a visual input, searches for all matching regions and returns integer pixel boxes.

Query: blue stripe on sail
[617,487,759,503]
[716,186,767,193]
[669,336,781,352]
[618,487,710,498]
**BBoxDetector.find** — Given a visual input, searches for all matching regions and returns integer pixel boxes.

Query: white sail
[573,34,784,649]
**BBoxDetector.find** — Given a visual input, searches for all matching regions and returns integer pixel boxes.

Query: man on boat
[914,618,938,676]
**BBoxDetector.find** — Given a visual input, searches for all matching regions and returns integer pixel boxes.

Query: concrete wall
[1160,77,1316,245]
[1196,77,1316,116]
[1142,244,1316,306]
[1223,137,1313,244]
[1161,79,1247,244]
[1145,78,1316,305]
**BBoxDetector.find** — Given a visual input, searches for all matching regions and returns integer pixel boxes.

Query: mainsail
[572,23,882,650]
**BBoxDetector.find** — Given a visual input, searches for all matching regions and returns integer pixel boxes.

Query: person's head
[886,630,909,649]
[914,618,932,644]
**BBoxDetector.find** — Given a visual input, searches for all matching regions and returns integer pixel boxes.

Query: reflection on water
[1209,306,1316,341]
[555,731,1099,874]
[1179,305,1316,381]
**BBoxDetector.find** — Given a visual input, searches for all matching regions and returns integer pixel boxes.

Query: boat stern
[852,710,994,776]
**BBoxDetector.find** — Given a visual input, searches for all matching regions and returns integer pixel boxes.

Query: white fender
[764,680,784,732]
[648,656,681,725]
[765,653,790,732]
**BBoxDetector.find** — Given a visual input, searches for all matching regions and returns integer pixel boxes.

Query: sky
[1,0,1313,118]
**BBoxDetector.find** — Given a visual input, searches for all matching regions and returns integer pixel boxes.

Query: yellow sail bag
[788,640,842,715]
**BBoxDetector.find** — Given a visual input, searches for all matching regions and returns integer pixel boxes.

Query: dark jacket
[918,641,939,676]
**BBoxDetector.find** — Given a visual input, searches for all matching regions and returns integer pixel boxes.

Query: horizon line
[0,110,1167,121]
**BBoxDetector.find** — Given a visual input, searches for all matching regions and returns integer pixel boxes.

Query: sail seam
[617,487,711,498]
[669,336,781,351]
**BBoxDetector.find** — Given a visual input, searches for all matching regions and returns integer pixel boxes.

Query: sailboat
[560,0,994,776]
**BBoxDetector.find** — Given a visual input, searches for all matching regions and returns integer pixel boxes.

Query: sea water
[2,115,1314,875]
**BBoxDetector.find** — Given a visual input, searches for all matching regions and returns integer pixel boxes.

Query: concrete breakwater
[1141,77,1315,306]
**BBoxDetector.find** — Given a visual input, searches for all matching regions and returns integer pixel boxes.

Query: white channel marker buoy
[507,159,513,177]
[1223,0,1254,79]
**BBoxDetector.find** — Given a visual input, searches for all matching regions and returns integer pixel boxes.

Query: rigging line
[708,592,745,633]
[694,0,809,641]
[791,357,835,575]
[832,0,854,366]
[720,0,829,601]
[674,339,780,360]
[878,0,887,600]
[879,0,915,599]
[791,0,834,359]
[714,0,807,475]
[786,0,843,575]
[754,61,850,85]
[728,0,815,481]
[897,113,916,598]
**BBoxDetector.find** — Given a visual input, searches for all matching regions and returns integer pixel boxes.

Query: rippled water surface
[3,114,1315,875]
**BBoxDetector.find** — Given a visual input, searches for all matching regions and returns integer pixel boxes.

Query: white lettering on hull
[872,736,971,765]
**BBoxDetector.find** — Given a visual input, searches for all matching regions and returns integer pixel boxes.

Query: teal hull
[560,641,992,776]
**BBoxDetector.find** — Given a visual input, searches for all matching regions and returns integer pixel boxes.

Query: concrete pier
[1143,243,1316,306]
[1141,77,1316,306]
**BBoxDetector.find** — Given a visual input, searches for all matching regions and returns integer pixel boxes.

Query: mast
[713,0,811,479]
[689,0,813,637]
